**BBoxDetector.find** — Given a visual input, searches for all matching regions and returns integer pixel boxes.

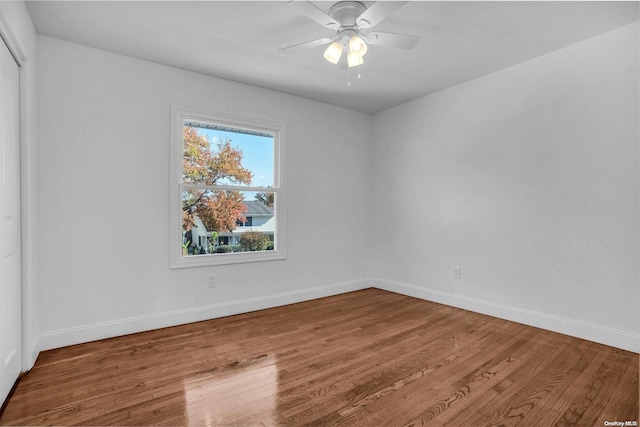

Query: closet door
[0,36,22,405]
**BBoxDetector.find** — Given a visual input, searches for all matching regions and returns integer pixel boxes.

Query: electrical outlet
[208,274,217,288]
[453,266,461,280]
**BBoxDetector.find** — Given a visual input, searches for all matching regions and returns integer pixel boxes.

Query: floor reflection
[183,354,279,426]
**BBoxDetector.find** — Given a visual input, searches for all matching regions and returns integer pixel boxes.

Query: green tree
[182,127,252,233]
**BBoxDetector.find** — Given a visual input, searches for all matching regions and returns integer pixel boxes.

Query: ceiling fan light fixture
[348,35,368,57]
[347,50,364,68]
[323,41,343,64]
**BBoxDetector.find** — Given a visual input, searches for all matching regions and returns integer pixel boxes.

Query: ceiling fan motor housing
[328,1,368,27]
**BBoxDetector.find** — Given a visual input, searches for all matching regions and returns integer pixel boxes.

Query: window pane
[183,122,274,187]
[182,190,276,256]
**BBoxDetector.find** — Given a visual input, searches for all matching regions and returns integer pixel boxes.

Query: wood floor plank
[343,325,541,427]
[462,337,596,427]
[1,288,637,426]
[276,308,500,424]
[436,333,567,426]
[546,347,636,426]
[412,332,563,426]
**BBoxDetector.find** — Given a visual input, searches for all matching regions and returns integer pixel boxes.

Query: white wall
[35,36,371,349]
[0,1,39,369]
[33,21,640,353]
[369,22,639,352]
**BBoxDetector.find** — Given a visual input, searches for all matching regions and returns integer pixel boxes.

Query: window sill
[170,250,286,269]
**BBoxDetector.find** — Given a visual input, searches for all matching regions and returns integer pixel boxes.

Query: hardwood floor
[1,288,637,426]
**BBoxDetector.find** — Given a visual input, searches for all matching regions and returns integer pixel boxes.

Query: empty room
[0,1,638,426]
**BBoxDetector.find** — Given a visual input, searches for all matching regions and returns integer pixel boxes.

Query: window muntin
[170,106,285,268]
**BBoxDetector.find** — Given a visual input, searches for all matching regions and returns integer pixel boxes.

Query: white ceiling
[26,1,639,114]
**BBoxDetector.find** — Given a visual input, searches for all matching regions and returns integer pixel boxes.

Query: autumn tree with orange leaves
[182,127,252,236]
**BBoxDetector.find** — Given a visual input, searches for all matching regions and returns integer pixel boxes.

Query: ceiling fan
[280,1,419,69]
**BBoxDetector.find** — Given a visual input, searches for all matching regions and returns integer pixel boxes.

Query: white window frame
[170,104,286,268]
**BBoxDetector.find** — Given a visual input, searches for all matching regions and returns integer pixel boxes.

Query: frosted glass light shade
[347,51,364,68]
[348,35,368,57]
[323,42,343,64]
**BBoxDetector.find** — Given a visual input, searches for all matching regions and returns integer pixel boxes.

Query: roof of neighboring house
[244,200,273,216]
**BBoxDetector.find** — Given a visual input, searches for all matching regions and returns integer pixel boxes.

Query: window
[170,105,286,268]
[237,216,252,227]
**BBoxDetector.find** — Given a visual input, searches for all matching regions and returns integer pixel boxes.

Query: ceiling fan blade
[362,31,419,50]
[288,1,340,29]
[279,37,334,54]
[356,1,408,29]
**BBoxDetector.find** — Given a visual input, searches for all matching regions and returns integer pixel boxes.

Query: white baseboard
[371,277,640,354]
[34,277,639,355]
[37,279,370,352]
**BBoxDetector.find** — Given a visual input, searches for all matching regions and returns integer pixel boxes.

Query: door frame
[0,9,38,373]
